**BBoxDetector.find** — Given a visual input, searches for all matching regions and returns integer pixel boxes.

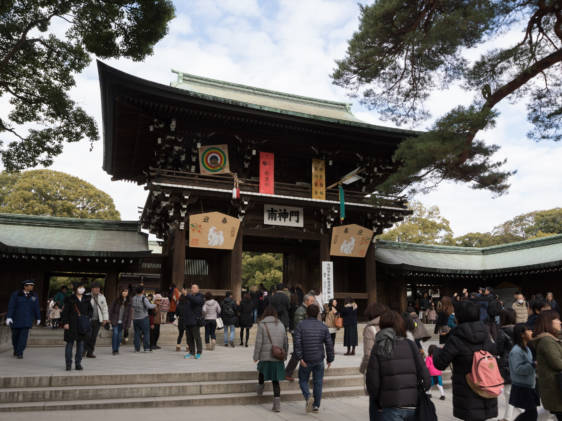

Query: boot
[176,344,181,352]
[256,383,264,397]
[211,339,216,350]
[230,341,235,348]
[272,397,281,412]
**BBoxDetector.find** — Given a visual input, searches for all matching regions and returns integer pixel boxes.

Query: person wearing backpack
[222,291,238,347]
[433,301,498,421]
[509,323,539,421]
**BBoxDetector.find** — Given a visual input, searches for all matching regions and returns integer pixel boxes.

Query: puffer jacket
[252,316,288,362]
[366,330,430,408]
[360,317,380,374]
[203,299,221,320]
[294,317,334,365]
[433,321,498,421]
[534,333,562,412]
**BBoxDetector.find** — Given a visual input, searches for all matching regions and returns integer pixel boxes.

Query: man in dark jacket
[185,284,204,358]
[270,284,290,330]
[221,291,238,347]
[285,294,315,381]
[434,301,498,421]
[6,280,41,359]
[294,304,334,413]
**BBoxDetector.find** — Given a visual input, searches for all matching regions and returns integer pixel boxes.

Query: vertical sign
[259,152,274,194]
[311,159,326,200]
[322,261,334,305]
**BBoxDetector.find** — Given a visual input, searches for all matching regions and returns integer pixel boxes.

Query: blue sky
[20,0,561,236]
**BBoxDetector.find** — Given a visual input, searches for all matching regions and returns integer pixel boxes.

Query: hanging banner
[259,152,275,194]
[188,212,240,250]
[311,159,326,200]
[199,144,230,175]
[322,261,334,305]
[339,184,346,221]
[264,204,304,227]
[330,224,374,258]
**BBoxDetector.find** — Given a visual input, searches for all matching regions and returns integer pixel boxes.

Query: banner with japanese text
[312,159,326,200]
[259,152,274,194]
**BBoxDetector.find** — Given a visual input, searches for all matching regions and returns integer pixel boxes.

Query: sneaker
[306,396,314,413]
[195,353,201,359]
[184,353,192,359]
[313,407,319,412]
[440,396,446,400]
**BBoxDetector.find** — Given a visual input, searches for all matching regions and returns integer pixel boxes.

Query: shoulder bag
[264,322,286,361]
[74,302,91,335]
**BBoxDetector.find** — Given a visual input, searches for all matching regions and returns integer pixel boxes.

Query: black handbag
[74,303,91,335]
[406,340,437,421]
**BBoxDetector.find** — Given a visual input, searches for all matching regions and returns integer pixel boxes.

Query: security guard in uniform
[6,280,41,358]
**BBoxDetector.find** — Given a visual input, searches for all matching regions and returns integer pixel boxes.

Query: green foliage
[378,201,453,244]
[0,0,175,170]
[333,0,562,196]
[0,169,120,219]
[242,252,283,291]
[449,208,562,246]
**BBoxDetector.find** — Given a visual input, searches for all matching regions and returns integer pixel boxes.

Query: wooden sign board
[189,212,240,250]
[330,224,373,258]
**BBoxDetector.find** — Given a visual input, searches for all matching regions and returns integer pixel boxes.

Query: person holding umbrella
[6,280,41,359]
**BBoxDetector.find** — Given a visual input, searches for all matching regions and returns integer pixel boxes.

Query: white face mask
[518,299,524,304]
[77,287,85,295]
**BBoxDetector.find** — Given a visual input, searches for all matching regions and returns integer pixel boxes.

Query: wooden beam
[229,227,243,302]
[365,242,377,304]
[171,226,186,288]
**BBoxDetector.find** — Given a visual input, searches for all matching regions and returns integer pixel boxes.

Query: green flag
[339,184,345,222]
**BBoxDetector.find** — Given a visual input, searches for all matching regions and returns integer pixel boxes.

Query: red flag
[259,152,274,194]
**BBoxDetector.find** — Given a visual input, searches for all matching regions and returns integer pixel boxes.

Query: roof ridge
[0,213,139,232]
[171,70,352,110]
[376,233,562,254]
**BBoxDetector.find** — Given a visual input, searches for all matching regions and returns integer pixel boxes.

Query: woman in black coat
[341,297,358,355]
[61,282,92,371]
[239,293,255,347]
[433,301,498,421]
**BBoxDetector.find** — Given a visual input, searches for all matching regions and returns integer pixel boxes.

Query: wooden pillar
[104,272,119,303]
[365,242,377,304]
[171,226,186,288]
[229,229,243,302]
[399,278,408,312]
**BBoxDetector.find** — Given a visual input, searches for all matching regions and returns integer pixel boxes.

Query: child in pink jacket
[425,345,446,400]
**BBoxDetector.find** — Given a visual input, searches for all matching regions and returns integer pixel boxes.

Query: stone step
[0,366,360,388]
[0,386,367,412]
[0,375,365,403]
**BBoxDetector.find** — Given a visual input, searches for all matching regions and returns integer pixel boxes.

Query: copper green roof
[375,234,562,273]
[0,214,150,257]
[170,70,421,134]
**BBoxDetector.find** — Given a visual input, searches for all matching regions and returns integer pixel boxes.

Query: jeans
[186,325,202,355]
[85,320,101,355]
[133,317,150,351]
[224,325,235,344]
[11,327,30,356]
[65,340,84,365]
[112,324,123,352]
[298,362,324,408]
[253,308,258,323]
[379,407,415,421]
[205,320,217,343]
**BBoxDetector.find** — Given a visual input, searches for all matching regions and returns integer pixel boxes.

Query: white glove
[36,320,41,326]
[6,318,13,326]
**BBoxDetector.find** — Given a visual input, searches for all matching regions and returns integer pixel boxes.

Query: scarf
[375,327,396,359]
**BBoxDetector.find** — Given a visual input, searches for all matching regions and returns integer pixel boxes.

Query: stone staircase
[0,364,452,412]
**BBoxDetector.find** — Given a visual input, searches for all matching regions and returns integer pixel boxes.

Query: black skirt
[509,384,540,410]
[344,325,358,347]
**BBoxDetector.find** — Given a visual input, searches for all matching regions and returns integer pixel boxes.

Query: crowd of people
[6,280,562,419]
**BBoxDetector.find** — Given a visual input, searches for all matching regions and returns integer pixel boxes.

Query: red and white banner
[259,152,274,194]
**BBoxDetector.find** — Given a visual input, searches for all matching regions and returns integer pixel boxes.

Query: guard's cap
[22,280,36,287]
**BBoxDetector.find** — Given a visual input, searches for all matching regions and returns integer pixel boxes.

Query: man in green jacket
[285,294,315,381]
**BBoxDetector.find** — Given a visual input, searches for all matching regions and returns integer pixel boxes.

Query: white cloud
[11,0,560,236]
